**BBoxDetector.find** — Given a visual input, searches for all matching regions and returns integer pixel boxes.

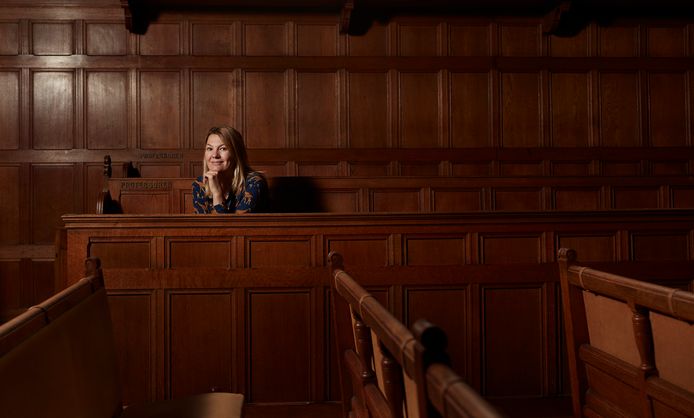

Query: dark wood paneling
[0,71,19,149]
[321,190,359,212]
[326,237,389,266]
[598,25,639,57]
[248,290,312,402]
[140,23,181,55]
[480,234,543,264]
[139,71,181,149]
[501,72,541,147]
[32,71,74,149]
[297,163,339,176]
[599,72,640,146]
[243,23,287,56]
[0,261,21,317]
[192,23,235,56]
[405,237,466,265]
[548,28,589,57]
[649,72,688,147]
[0,165,20,244]
[86,23,128,56]
[348,72,389,148]
[297,72,338,148]
[244,71,286,148]
[500,24,541,56]
[86,71,128,149]
[483,286,544,396]
[647,26,686,57]
[32,164,77,243]
[499,162,543,176]
[246,238,312,267]
[192,71,237,148]
[347,22,387,56]
[399,24,439,56]
[89,241,151,268]
[449,24,490,56]
[612,187,660,209]
[493,188,543,211]
[556,234,616,262]
[169,240,231,268]
[400,72,439,147]
[31,22,73,55]
[108,292,154,405]
[169,291,234,397]
[371,189,420,212]
[551,72,591,147]
[432,188,482,212]
[553,188,601,211]
[450,72,491,147]
[0,22,19,55]
[404,287,469,379]
[297,24,337,56]
[630,232,690,261]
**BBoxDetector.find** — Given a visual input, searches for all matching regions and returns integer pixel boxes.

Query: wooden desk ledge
[121,393,244,418]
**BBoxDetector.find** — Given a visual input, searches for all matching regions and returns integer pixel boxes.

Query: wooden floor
[243,397,573,418]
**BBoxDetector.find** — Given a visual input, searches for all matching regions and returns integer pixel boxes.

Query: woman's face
[205,134,235,173]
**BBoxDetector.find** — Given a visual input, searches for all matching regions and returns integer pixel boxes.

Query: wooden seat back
[558,248,694,418]
[0,258,122,418]
[329,251,503,418]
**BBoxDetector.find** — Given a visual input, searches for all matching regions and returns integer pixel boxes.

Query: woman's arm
[236,173,268,214]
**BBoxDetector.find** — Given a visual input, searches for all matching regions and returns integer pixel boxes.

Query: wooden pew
[97,174,694,214]
[0,257,244,418]
[558,248,694,418]
[329,251,504,418]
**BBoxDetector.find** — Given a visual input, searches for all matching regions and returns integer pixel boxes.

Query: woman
[192,126,268,214]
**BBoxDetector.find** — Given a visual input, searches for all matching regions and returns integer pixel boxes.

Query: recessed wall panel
[405,237,465,265]
[501,72,541,147]
[0,23,19,55]
[86,23,127,55]
[347,22,387,56]
[108,293,154,404]
[327,238,389,267]
[649,73,688,147]
[0,71,19,149]
[449,25,490,56]
[87,71,128,149]
[244,71,286,148]
[612,187,659,209]
[599,73,640,146]
[297,24,337,56]
[32,71,74,149]
[192,23,235,56]
[631,233,689,261]
[140,71,181,149]
[493,189,542,211]
[89,241,151,269]
[398,24,438,56]
[0,166,20,243]
[348,72,389,148]
[551,73,590,147]
[500,24,540,56]
[557,234,616,262]
[139,23,180,55]
[192,72,237,148]
[554,188,601,210]
[599,26,639,57]
[451,73,491,147]
[483,286,544,396]
[480,235,542,264]
[169,292,234,397]
[244,24,287,56]
[169,241,230,268]
[247,239,311,267]
[647,26,686,57]
[405,287,468,377]
[32,22,73,55]
[400,72,439,147]
[248,291,311,402]
[32,165,76,243]
[432,189,482,212]
[371,190,420,212]
[297,72,338,148]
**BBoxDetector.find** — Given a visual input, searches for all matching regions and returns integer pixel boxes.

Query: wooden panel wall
[1,0,694,348]
[60,212,694,406]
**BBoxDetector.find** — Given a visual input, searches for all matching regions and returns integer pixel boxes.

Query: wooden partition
[60,210,694,409]
[99,175,694,215]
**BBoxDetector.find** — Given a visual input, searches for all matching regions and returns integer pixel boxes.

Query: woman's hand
[204,170,225,205]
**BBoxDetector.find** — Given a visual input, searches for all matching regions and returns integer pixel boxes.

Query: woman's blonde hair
[202,126,252,196]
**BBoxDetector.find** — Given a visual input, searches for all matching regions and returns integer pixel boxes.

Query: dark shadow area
[268,177,325,213]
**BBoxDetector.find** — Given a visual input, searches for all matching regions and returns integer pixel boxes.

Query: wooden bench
[329,251,504,418]
[0,257,244,418]
[558,248,694,417]
[97,174,694,214]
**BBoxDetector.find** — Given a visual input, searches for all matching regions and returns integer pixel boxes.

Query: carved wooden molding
[340,0,355,34]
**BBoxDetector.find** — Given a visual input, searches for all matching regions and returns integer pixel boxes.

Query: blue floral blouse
[192,171,268,214]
